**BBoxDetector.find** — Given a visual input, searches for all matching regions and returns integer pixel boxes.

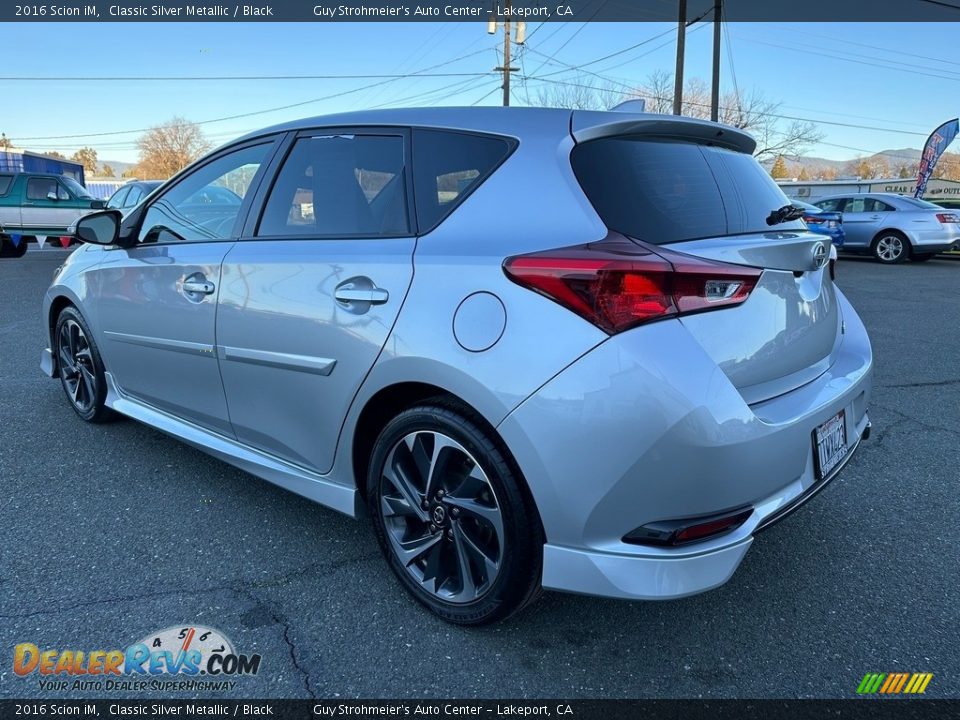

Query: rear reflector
[624,506,754,547]
[503,234,761,334]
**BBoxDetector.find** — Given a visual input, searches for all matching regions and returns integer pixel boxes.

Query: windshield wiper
[766,204,805,226]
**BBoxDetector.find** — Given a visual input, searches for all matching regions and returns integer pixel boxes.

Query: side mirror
[75,210,123,246]
[47,192,58,201]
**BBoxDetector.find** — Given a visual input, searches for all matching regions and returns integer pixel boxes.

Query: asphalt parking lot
[1,248,958,700]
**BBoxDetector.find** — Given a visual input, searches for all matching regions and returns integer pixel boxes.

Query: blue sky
[3,22,953,164]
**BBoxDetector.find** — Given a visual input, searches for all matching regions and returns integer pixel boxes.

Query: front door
[20,176,78,233]
[90,141,275,435]
[217,131,415,473]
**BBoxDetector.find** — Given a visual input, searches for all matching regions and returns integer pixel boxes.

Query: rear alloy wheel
[872,232,908,264]
[55,307,116,423]
[368,402,542,625]
[0,235,29,258]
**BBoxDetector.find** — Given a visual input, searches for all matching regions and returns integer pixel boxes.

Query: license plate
[813,410,848,480]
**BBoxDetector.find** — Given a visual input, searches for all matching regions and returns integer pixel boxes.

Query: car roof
[232,106,756,153]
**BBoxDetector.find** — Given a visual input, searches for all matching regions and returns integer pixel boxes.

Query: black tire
[367,399,543,625]
[871,231,909,264]
[912,253,937,262]
[0,235,28,258]
[54,306,117,423]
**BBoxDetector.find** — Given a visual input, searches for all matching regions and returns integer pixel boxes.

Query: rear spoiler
[571,110,757,155]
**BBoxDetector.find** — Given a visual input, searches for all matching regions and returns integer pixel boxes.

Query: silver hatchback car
[42,108,872,625]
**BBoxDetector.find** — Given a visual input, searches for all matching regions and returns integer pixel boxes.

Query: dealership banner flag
[9,233,21,247]
[59,236,71,248]
[35,235,46,249]
[915,118,960,198]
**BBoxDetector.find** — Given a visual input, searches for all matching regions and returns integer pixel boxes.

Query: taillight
[936,212,959,224]
[503,234,762,334]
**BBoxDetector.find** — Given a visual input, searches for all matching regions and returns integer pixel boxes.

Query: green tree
[100,164,116,178]
[798,166,810,180]
[0,133,11,149]
[44,150,67,159]
[898,165,913,179]
[770,155,790,179]
[71,147,99,175]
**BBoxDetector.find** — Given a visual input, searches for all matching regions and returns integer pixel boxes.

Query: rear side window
[0,175,12,195]
[258,134,409,237]
[412,129,514,233]
[570,137,804,245]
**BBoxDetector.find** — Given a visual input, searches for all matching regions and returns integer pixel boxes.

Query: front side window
[139,143,269,243]
[107,187,129,209]
[258,134,409,237]
[26,177,67,201]
[843,197,874,213]
[125,186,144,207]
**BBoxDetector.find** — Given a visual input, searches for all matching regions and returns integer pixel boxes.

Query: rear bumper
[499,288,872,601]
[914,241,958,254]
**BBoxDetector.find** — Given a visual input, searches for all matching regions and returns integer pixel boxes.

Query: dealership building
[777,177,960,201]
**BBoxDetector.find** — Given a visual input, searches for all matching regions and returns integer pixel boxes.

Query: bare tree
[134,117,210,179]
[0,133,11,149]
[529,71,823,162]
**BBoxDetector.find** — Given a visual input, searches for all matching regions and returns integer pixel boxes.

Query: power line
[0,72,489,82]
[8,49,496,143]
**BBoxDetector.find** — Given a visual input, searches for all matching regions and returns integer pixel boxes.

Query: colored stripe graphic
[857,672,932,694]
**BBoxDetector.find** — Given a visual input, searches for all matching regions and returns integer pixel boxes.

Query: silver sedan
[814,192,960,263]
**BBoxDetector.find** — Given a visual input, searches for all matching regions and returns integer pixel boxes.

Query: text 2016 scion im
[41,108,872,625]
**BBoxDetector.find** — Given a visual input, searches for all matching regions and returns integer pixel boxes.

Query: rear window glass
[412,129,514,233]
[570,137,804,245]
[0,175,11,195]
[259,134,409,237]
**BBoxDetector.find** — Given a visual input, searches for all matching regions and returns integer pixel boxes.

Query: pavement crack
[879,378,960,389]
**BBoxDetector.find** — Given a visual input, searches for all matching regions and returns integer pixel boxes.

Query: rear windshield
[571,137,804,245]
[898,196,940,210]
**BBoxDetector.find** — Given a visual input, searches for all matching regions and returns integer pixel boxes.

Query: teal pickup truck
[0,173,105,258]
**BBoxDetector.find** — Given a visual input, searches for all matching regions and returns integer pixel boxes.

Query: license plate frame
[813,409,848,481]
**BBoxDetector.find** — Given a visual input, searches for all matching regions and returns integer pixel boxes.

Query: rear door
[570,127,843,404]
[216,129,415,474]
[834,196,886,248]
[91,140,276,435]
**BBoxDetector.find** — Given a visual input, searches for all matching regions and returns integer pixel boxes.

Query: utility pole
[673,0,686,115]
[711,0,722,122]
[489,1,524,106]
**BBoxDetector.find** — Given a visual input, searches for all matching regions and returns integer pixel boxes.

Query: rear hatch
[570,112,841,404]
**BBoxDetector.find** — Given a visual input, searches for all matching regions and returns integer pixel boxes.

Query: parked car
[813,192,959,263]
[0,173,105,257]
[105,180,163,214]
[793,200,844,247]
[41,108,873,625]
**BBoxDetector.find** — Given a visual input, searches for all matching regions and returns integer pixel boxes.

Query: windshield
[571,137,805,245]
[61,177,93,199]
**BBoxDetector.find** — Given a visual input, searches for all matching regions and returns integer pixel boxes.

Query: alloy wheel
[58,319,97,413]
[876,235,904,262]
[379,431,504,604]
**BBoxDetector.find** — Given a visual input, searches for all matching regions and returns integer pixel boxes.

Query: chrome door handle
[334,287,389,304]
[182,279,215,295]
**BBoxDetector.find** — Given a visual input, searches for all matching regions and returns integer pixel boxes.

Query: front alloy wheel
[55,307,115,423]
[368,402,543,625]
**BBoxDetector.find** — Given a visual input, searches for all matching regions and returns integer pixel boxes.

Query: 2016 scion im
[42,108,872,625]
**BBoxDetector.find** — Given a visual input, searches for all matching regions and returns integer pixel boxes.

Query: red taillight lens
[503,235,762,334]
[936,212,959,223]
